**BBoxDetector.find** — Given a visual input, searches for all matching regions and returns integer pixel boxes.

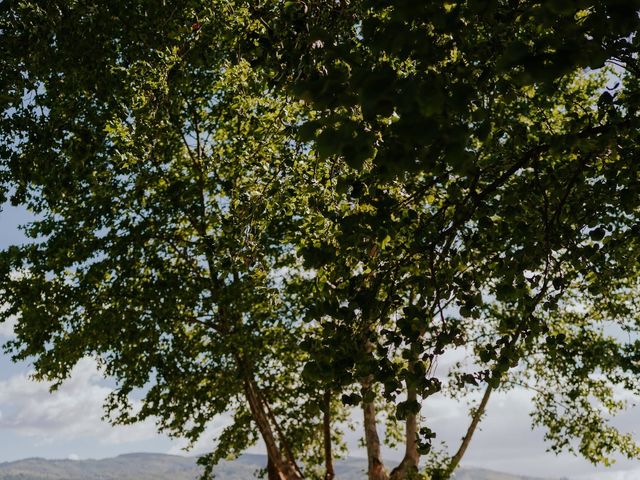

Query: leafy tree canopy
[2,2,640,480]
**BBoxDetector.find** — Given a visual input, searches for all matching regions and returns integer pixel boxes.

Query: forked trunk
[243,376,304,480]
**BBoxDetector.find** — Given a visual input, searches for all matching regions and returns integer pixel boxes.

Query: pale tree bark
[362,377,389,480]
[389,383,421,480]
[360,337,389,480]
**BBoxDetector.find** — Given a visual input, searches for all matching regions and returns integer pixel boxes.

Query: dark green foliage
[3,1,640,478]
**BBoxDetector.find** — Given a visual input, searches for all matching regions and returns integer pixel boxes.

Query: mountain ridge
[0,452,554,480]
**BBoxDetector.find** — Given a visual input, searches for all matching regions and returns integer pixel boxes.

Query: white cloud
[67,453,80,461]
[0,314,17,338]
[0,347,639,479]
[166,416,232,456]
[420,386,640,479]
[0,358,159,445]
[575,470,640,480]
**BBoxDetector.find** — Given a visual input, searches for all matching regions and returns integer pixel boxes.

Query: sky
[2,204,640,479]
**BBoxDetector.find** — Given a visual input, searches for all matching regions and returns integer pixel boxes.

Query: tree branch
[444,382,493,477]
[323,389,335,480]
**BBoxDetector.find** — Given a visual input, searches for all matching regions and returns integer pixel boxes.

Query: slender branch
[444,383,493,476]
[323,389,335,480]
[411,118,632,261]
[504,380,571,410]
[444,257,554,477]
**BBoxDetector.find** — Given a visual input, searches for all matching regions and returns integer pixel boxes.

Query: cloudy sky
[1,204,640,479]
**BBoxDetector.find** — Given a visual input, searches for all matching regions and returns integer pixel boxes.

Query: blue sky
[0,203,181,461]
[1,204,640,479]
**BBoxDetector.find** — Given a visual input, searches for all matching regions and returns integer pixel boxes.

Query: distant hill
[0,452,553,480]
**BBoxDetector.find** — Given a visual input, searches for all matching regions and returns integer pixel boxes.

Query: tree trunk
[362,378,389,480]
[389,384,421,480]
[262,389,304,478]
[268,454,281,480]
[243,377,304,480]
[323,389,335,480]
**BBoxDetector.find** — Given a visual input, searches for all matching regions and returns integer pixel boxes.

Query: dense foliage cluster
[2,1,640,479]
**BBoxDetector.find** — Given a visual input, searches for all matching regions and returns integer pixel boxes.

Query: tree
[261,0,640,478]
[3,1,640,480]
[0,2,346,479]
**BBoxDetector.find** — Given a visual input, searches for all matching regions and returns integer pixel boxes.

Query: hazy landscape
[0,453,551,480]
